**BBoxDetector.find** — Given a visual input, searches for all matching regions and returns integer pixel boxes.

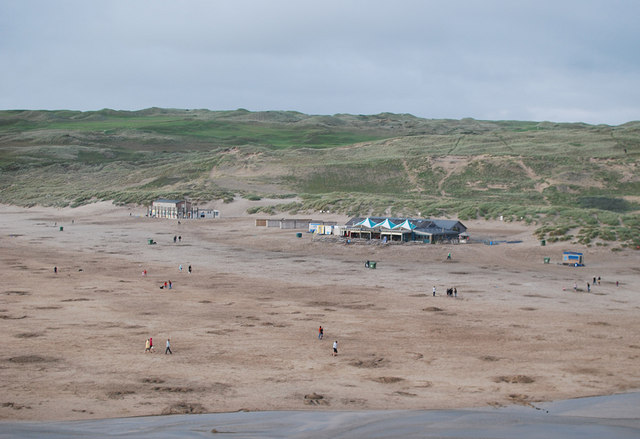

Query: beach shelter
[393,219,416,230]
[373,218,397,229]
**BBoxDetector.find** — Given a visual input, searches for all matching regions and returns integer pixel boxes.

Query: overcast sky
[1,1,639,125]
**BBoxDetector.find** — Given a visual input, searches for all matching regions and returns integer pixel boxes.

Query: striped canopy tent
[373,218,397,229]
[355,217,377,228]
[393,219,416,230]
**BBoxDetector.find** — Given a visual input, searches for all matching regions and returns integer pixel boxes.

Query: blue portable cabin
[562,251,584,266]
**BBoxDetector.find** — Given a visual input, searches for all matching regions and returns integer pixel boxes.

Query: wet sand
[1,201,639,422]
[2,393,639,438]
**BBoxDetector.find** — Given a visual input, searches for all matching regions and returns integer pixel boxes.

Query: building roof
[153,198,185,204]
[346,217,467,234]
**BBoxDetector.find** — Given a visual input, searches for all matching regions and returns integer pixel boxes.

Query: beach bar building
[344,217,467,243]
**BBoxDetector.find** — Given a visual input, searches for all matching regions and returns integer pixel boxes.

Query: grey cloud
[1,0,638,124]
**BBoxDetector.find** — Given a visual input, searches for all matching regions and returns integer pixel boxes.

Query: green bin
[59,226,63,231]
[296,232,302,238]
[540,239,546,246]
[543,257,550,264]
[370,261,376,269]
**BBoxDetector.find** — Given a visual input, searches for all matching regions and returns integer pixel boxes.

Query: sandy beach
[1,201,639,422]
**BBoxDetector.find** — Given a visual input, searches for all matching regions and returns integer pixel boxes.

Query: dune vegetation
[1,108,639,247]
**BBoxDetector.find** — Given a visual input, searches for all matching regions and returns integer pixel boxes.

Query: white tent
[355,218,377,228]
[393,219,416,230]
[373,218,397,229]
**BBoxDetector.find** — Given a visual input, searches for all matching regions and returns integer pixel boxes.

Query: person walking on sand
[318,326,323,340]
[188,265,192,274]
[145,338,150,353]
[165,338,172,355]
[332,340,338,356]
[454,287,457,298]
[587,282,591,293]
[432,286,436,297]
[179,264,182,272]
[168,280,172,289]
[149,337,154,353]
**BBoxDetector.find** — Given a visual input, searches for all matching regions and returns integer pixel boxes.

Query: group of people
[159,280,173,290]
[432,286,458,297]
[173,235,182,243]
[575,275,621,292]
[178,264,192,274]
[318,326,339,356]
[145,337,172,354]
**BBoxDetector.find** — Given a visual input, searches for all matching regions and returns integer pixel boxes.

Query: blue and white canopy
[392,219,416,230]
[373,218,397,229]
[355,217,377,228]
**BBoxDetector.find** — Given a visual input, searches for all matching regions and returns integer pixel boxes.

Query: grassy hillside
[1,108,639,247]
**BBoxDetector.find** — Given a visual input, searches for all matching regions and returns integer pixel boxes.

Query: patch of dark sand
[0,314,28,320]
[340,398,367,406]
[494,375,535,384]
[423,307,443,312]
[350,357,389,368]
[61,298,91,302]
[141,378,165,384]
[372,377,404,384]
[107,390,135,399]
[1,402,31,410]
[394,391,418,397]
[508,393,536,406]
[261,322,288,327]
[308,301,339,308]
[342,303,376,310]
[8,355,57,364]
[153,387,194,393]
[161,402,207,415]
[304,393,329,406]
[14,332,44,339]
[4,290,30,296]
[206,329,236,335]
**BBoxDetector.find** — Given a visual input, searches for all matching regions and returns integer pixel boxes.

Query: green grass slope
[0,108,639,247]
